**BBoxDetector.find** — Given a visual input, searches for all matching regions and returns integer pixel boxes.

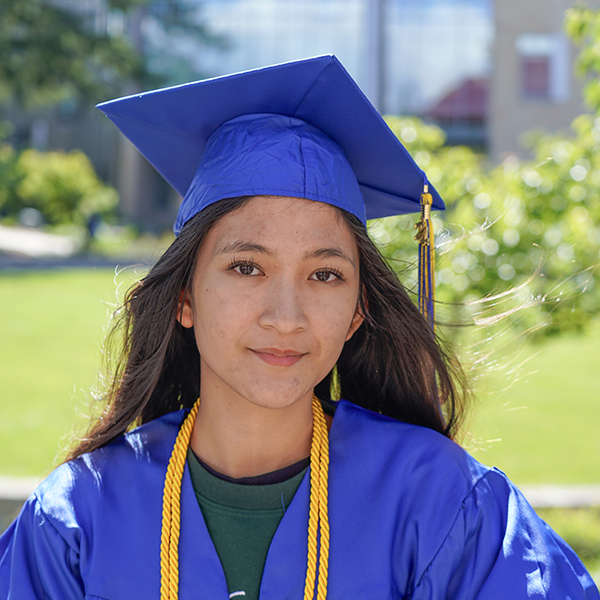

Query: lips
[250,348,305,367]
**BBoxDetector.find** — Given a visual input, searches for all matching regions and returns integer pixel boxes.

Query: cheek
[311,296,358,348]
[195,284,255,346]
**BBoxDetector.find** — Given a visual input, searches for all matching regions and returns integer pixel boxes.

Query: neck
[189,388,314,479]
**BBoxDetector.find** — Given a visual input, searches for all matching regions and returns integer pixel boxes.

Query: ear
[177,289,194,329]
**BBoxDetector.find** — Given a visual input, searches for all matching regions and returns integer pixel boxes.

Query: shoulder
[330,400,499,532]
[331,401,501,575]
[332,400,534,530]
[333,399,493,495]
[33,409,186,536]
[331,401,599,597]
[1,412,187,598]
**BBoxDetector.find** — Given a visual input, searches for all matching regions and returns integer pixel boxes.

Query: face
[178,195,364,412]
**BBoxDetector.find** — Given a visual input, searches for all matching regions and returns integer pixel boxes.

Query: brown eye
[228,259,262,276]
[311,269,342,282]
[235,264,260,276]
[238,264,256,276]
[315,271,332,282]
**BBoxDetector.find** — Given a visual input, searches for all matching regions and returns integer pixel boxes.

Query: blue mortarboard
[97,55,444,235]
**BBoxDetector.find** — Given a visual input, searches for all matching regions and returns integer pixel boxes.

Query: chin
[242,387,313,411]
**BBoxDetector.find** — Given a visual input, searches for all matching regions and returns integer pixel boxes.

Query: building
[424,77,488,149]
[489,0,593,160]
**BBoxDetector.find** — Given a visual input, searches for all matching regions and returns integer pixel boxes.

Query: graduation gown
[1,400,598,599]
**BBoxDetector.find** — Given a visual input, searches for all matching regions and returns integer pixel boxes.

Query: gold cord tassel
[414,184,436,331]
[161,396,330,600]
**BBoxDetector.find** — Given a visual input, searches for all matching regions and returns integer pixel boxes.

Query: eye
[228,259,262,277]
[237,264,259,276]
[310,268,344,283]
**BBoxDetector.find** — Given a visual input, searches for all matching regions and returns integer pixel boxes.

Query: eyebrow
[305,247,356,269]
[214,240,274,257]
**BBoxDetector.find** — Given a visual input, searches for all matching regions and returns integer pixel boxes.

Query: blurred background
[0,0,599,582]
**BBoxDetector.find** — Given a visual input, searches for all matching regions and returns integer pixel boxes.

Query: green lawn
[1,268,599,484]
[468,322,600,485]
[0,268,141,476]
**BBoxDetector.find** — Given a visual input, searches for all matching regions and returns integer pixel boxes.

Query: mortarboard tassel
[414,183,436,332]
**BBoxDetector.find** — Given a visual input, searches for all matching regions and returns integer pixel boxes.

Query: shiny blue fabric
[96,55,445,231]
[1,401,598,599]
[175,114,365,234]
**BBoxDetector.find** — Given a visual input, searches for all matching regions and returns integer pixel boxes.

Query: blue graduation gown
[1,400,598,599]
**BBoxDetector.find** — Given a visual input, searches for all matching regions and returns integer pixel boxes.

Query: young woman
[1,56,598,600]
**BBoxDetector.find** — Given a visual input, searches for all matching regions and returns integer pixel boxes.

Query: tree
[565,4,600,113]
[0,0,143,106]
[378,114,599,341]
[0,0,225,107]
[0,148,118,226]
[141,1,228,87]
[373,6,600,341]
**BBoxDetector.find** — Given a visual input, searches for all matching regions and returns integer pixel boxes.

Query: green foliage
[565,4,600,112]
[376,116,600,339]
[0,0,145,106]
[0,149,118,226]
[0,0,226,106]
[0,142,22,214]
[140,1,229,87]
[376,6,600,340]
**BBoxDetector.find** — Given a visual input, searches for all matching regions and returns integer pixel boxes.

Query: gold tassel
[414,184,436,332]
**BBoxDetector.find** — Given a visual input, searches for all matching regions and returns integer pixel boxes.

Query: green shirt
[187,450,308,600]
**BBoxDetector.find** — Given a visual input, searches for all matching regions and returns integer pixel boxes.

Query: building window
[522,55,550,98]
[516,33,569,103]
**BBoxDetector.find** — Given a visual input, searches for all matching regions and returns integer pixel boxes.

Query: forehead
[207,196,357,254]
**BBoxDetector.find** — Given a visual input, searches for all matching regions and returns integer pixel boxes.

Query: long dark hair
[67,196,468,460]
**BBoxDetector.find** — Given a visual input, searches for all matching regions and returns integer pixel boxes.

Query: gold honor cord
[304,395,330,600]
[160,395,330,600]
[160,399,199,600]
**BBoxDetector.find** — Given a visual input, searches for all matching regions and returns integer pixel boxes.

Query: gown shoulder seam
[410,469,497,593]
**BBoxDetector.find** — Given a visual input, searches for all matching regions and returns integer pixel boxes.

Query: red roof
[426,78,488,121]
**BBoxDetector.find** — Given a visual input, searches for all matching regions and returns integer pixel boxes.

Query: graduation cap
[97,55,443,227]
[98,54,439,326]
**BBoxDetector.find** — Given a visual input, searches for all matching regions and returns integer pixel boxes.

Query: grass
[0,268,142,476]
[467,322,600,485]
[465,326,600,583]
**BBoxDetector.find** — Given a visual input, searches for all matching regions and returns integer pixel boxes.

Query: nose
[258,277,308,333]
